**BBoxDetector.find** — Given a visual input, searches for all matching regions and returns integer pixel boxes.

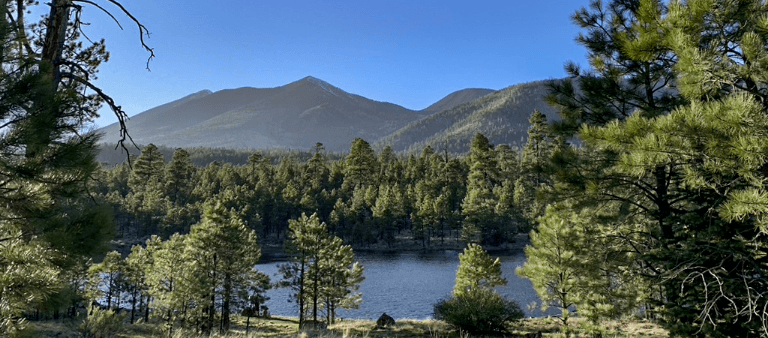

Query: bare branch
[73,0,123,30]
[60,71,138,165]
[73,0,155,70]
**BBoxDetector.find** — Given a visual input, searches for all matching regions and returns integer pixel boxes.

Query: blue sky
[87,0,592,129]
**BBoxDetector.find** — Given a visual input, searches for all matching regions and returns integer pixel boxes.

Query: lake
[255,249,555,320]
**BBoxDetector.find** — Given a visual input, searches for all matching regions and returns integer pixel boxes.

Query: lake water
[255,250,555,320]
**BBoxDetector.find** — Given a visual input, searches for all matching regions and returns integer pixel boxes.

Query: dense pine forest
[95,128,549,249]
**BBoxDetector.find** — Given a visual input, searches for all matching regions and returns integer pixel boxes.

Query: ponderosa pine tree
[462,133,506,245]
[318,236,364,325]
[164,148,195,206]
[87,251,128,311]
[528,0,768,336]
[184,201,261,335]
[514,111,554,224]
[146,234,188,335]
[0,0,151,331]
[125,244,152,324]
[128,144,165,189]
[279,213,327,326]
[546,0,682,136]
[343,138,378,190]
[280,212,364,326]
[453,243,507,296]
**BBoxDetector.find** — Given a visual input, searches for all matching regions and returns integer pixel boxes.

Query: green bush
[433,288,524,334]
[79,308,125,338]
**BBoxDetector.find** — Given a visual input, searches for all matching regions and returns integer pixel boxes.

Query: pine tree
[514,111,554,223]
[125,244,152,324]
[0,0,150,329]
[343,138,378,190]
[88,251,128,311]
[164,148,195,206]
[279,213,327,327]
[546,0,681,136]
[184,201,262,334]
[536,1,768,335]
[280,213,364,326]
[128,144,165,192]
[146,234,188,334]
[517,205,581,326]
[453,243,507,296]
[318,237,364,325]
[372,184,405,247]
[462,133,506,245]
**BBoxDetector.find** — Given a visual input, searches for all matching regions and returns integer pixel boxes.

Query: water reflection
[255,250,554,320]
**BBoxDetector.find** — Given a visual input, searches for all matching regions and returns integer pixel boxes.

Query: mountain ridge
[97,77,558,153]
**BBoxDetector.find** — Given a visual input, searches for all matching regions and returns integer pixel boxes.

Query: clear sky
[86,0,593,129]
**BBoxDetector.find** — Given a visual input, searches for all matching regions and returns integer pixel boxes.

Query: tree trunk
[41,0,70,89]
[130,289,137,324]
[299,254,306,327]
[312,258,319,323]
[221,273,232,334]
[207,254,217,335]
[144,296,150,323]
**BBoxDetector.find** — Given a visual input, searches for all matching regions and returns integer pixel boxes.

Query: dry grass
[511,317,668,338]
[28,315,667,338]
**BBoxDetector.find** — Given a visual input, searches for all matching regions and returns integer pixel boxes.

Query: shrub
[433,288,524,334]
[79,308,125,338]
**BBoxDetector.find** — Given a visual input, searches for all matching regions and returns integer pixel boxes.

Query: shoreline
[260,233,531,262]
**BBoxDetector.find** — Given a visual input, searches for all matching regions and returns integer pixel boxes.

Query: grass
[28,315,668,338]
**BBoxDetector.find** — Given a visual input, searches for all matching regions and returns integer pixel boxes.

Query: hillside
[420,88,495,114]
[98,77,561,154]
[98,77,490,153]
[374,80,559,153]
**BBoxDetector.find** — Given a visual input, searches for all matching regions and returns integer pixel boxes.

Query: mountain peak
[295,76,346,98]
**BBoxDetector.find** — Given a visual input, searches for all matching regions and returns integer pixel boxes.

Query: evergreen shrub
[433,288,523,334]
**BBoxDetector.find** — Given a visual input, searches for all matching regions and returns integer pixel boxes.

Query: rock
[376,312,395,329]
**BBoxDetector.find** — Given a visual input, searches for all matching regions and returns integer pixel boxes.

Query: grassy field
[29,315,668,338]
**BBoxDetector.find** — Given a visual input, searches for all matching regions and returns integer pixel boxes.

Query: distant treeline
[96,143,345,167]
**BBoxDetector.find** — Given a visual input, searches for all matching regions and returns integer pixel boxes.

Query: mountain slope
[421,88,495,114]
[98,77,559,154]
[374,80,559,153]
[100,77,410,152]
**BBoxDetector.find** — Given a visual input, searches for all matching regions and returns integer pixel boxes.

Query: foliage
[0,0,152,328]
[79,308,126,338]
[183,200,262,334]
[374,80,557,154]
[280,213,364,326]
[434,287,523,334]
[453,243,506,296]
[527,0,768,336]
[0,229,60,336]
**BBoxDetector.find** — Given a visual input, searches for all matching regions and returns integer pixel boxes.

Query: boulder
[376,312,396,329]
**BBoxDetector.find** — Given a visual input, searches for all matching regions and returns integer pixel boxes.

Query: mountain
[98,77,559,154]
[420,88,495,114]
[374,80,559,153]
[99,76,486,152]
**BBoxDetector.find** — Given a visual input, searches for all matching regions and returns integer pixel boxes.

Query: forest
[94,131,544,249]
[7,0,768,337]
